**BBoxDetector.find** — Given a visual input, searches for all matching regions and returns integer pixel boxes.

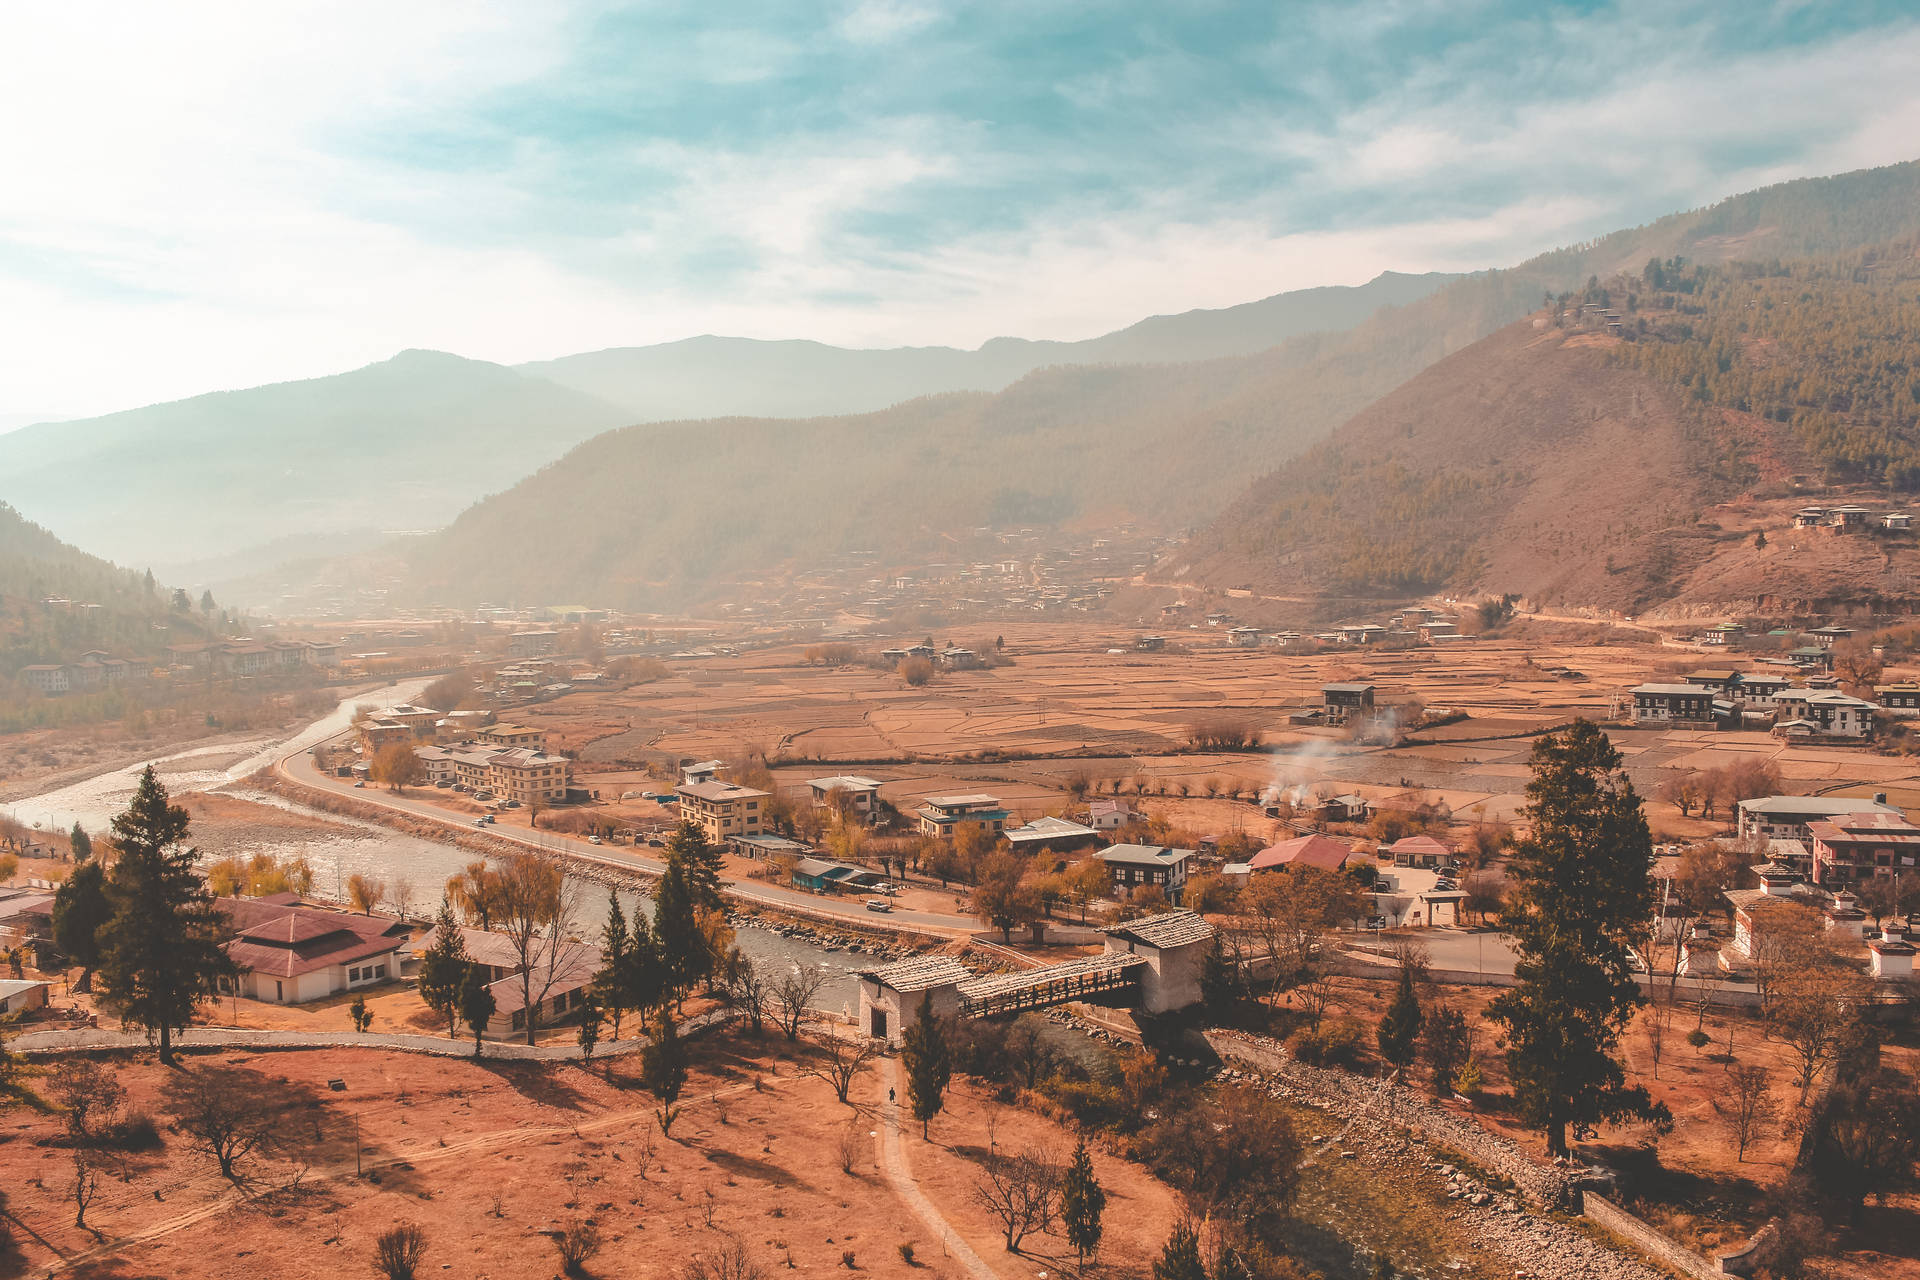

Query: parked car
[588,835,603,845]
[504,800,520,808]
[875,883,900,896]
[353,780,366,788]
[865,898,892,913]
[434,780,451,788]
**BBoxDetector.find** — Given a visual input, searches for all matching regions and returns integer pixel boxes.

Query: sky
[4,0,1920,425]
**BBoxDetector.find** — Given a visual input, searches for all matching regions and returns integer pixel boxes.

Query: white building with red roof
[220,899,411,1004]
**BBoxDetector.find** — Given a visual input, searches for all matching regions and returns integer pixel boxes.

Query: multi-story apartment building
[915,794,1009,840]
[675,780,768,842]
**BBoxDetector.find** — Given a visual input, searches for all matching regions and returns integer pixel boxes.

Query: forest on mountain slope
[1609,240,1920,485]
[0,503,221,677]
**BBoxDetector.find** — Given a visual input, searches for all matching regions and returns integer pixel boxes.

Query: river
[6,678,862,1010]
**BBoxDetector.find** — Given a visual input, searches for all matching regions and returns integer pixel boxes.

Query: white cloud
[2,4,1919,422]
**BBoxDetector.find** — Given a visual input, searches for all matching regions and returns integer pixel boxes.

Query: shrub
[554,1219,602,1276]
[373,1222,428,1280]
[896,1243,915,1266]
[1287,1017,1365,1068]
[898,657,935,686]
[1686,1028,1712,1049]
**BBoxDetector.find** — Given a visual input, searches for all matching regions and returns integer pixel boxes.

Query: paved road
[276,736,978,936]
[1346,928,1519,976]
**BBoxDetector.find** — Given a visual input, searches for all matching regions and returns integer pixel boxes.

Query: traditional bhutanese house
[1315,793,1372,824]
[1249,833,1351,875]
[1682,669,1741,695]
[1805,811,1920,886]
[1629,683,1718,725]
[1877,683,1920,715]
[1094,844,1195,900]
[1723,863,1820,964]
[1322,682,1375,723]
[1736,793,1900,842]
[1884,513,1913,531]
[1773,689,1875,738]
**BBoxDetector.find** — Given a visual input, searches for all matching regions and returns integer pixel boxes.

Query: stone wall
[1582,1193,1722,1280]
[1206,1028,1572,1208]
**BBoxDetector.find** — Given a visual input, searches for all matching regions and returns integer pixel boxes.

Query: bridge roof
[958,952,1145,1002]
[858,955,973,993]
[1102,909,1214,950]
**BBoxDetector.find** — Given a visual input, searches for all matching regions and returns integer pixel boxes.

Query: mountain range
[6,158,1920,616]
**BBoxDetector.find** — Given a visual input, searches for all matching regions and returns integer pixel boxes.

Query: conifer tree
[1377,962,1424,1071]
[1487,721,1669,1156]
[417,901,471,1038]
[68,823,92,861]
[1152,1220,1207,1280]
[52,859,111,993]
[666,820,726,911]
[642,1011,688,1134]
[901,991,950,1139]
[458,963,495,1059]
[652,855,706,1005]
[593,890,632,1039]
[1060,1139,1107,1267]
[94,767,232,1063]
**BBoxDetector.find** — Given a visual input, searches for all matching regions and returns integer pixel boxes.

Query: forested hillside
[393,161,1920,610]
[1610,240,1920,484]
[0,503,218,676]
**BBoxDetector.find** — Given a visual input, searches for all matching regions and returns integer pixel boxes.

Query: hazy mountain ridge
[516,270,1459,419]
[390,161,1920,611]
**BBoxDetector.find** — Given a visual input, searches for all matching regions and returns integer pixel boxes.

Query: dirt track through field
[874,1056,1003,1280]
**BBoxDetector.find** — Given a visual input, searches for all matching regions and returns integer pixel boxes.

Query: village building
[509,629,559,658]
[1805,811,1920,886]
[1005,815,1101,853]
[0,977,50,1017]
[914,794,1010,840]
[1807,625,1856,648]
[1322,682,1375,723]
[1087,798,1135,831]
[1877,683,1920,715]
[17,664,70,694]
[940,646,980,669]
[413,745,454,786]
[1736,793,1902,843]
[400,926,600,1037]
[476,723,547,750]
[807,775,883,820]
[1772,689,1875,738]
[1227,626,1262,647]
[220,898,411,1005]
[1384,834,1452,869]
[676,779,769,842]
[1094,843,1194,899]
[1629,683,1720,725]
[1248,833,1351,874]
[680,759,724,786]
[1884,513,1913,531]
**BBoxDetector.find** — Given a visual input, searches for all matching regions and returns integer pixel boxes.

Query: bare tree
[494,851,587,1044]
[727,954,768,1035]
[49,1059,124,1146]
[162,1065,281,1184]
[801,1032,881,1105]
[374,1222,429,1280]
[387,877,416,922]
[837,1118,864,1174]
[69,1150,101,1231]
[1714,1064,1775,1162]
[766,961,828,1040]
[973,1147,1061,1253]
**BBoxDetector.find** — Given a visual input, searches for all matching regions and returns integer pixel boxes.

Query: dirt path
[873,1056,1003,1280]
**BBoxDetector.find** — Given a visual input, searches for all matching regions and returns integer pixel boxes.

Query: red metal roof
[1249,834,1351,872]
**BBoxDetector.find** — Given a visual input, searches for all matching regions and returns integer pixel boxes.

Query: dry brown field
[492,622,1920,839]
[0,1035,1189,1280]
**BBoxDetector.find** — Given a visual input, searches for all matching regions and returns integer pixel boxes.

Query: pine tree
[642,1011,688,1133]
[652,855,706,1006]
[1486,721,1669,1157]
[52,860,112,992]
[458,963,496,1059]
[417,901,471,1039]
[1377,963,1424,1072]
[901,991,950,1139]
[1060,1139,1106,1267]
[68,823,92,861]
[1152,1220,1207,1280]
[1423,1003,1472,1096]
[666,820,725,911]
[93,767,233,1064]
[1199,937,1239,1013]
[593,890,632,1040]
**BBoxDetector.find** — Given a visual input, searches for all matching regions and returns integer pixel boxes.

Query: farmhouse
[1629,683,1718,724]
[807,775,883,820]
[1087,798,1135,830]
[1094,843,1194,899]
[1385,834,1452,868]
[1249,833,1352,874]
[1322,682,1375,723]
[1005,815,1101,853]
[915,794,1010,840]
[1877,683,1920,714]
[1773,689,1875,738]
